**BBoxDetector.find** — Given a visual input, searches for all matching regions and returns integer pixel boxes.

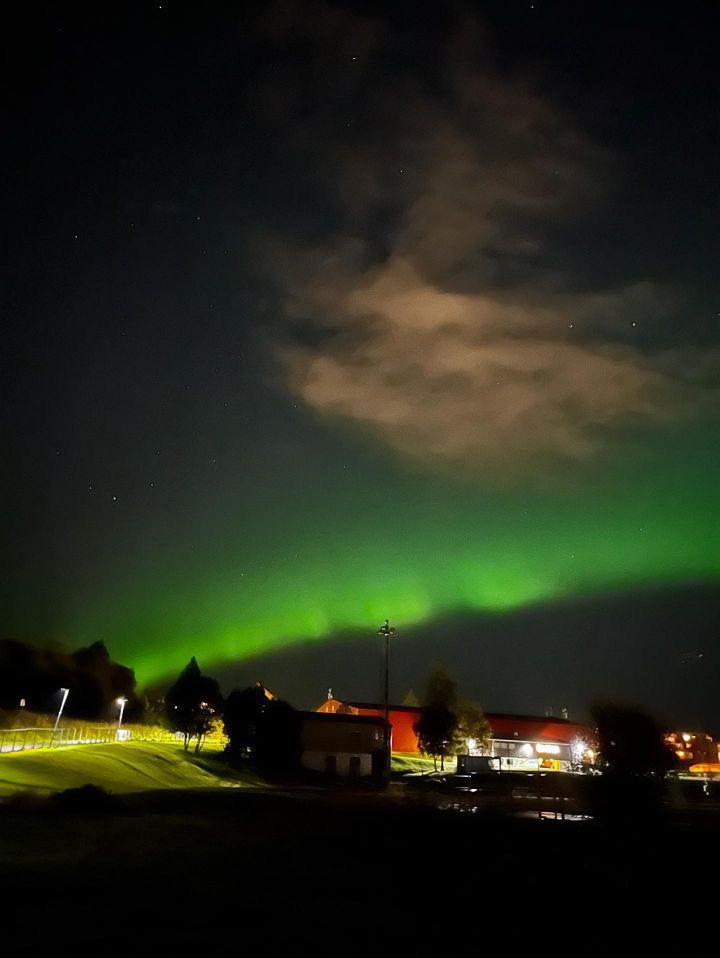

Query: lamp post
[116,697,127,739]
[377,619,396,742]
[52,687,69,743]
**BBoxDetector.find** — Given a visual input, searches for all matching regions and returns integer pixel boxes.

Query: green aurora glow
[69,421,719,684]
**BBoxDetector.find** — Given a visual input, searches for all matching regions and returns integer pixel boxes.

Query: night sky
[4,2,719,725]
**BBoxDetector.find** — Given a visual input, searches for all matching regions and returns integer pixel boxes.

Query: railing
[0,726,119,753]
[0,724,228,754]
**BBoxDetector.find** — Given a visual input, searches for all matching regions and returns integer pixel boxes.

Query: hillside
[0,741,259,797]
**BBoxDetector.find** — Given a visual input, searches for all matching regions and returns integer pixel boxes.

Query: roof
[300,710,388,727]
[345,703,583,727]
[345,701,422,714]
[325,701,591,743]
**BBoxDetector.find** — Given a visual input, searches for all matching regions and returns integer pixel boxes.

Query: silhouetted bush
[49,784,120,814]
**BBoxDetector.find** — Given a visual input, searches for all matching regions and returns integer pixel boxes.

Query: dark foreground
[2,786,718,951]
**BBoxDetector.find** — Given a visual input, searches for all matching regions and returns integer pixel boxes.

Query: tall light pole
[377,619,396,736]
[116,697,127,739]
[52,687,69,742]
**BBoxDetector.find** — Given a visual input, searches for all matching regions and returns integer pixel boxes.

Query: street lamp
[116,697,127,738]
[377,619,397,731]
[52,688,69,741]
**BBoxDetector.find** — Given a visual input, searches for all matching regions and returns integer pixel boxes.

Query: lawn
[0,740,261,797]
[391,751,457,775]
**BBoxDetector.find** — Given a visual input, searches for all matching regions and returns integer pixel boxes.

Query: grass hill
[0,741,260,797]
[391,752,456,775]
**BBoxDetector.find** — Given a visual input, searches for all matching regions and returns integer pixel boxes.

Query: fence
[0,725,120,753]
[0,724,226,754]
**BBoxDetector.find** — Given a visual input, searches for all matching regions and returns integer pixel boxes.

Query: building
[316,694,595,771]
[473,712,595,771]
[317,695,420,751]
[299,710,390,781]
[665,730,720,774]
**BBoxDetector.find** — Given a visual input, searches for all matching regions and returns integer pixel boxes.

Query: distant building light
[536,743,561,755]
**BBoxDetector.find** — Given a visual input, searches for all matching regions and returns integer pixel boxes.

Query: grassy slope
[0,741,259,797]
[391,752,457,775]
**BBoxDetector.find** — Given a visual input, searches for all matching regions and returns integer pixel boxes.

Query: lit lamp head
[377,619,397,639]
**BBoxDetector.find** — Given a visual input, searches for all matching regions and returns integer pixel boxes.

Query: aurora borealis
[4,4,719,714]
[71,419,718,684]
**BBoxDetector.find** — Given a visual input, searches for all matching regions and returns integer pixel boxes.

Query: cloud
[281,259,685,472]
[255,7,715,476]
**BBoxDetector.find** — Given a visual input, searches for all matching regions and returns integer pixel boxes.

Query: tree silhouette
[413,665,459,770]
[0,638,139,720]
[223,684,301,771]
[223,683,270,757]
[592,703,672,777]
[591,702,673,821]
[166,658,222,752]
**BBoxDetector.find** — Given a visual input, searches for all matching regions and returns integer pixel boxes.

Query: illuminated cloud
[282,263,682,471]
[265,15,715,476]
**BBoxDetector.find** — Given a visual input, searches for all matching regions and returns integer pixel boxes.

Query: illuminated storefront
[467,736,593,772]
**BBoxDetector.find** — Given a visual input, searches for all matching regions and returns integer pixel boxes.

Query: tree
[425,666,458,713]
[223,684,301,772]
[590,702,673,821]
[255,699,302,772]
[0,638,140,720]
[455,702,492,756]
[166,658,222,753]
[223,683,271,758]
[413,666,459,771]
[592,703,672,777]
[414,705,457,771]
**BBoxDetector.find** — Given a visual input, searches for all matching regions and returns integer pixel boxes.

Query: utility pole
[377,619,396,753]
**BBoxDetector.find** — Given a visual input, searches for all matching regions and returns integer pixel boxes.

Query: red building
[317,695,595,769]
[317,697,421,751]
